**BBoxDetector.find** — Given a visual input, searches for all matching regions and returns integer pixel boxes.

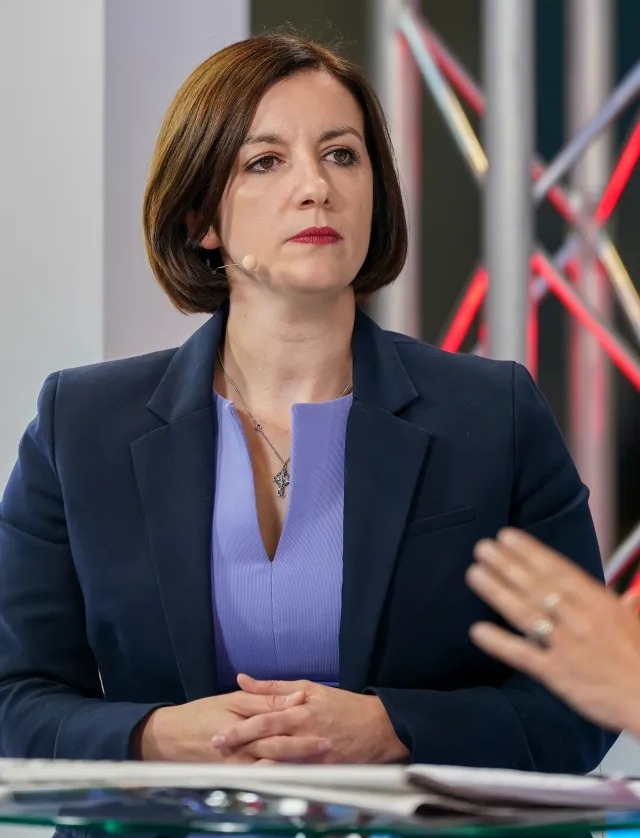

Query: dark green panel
[251,0,369,68]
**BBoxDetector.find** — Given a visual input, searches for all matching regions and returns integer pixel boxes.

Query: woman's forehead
[246,71,364,139]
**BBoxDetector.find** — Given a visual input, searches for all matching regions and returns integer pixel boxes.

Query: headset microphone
[213,254,258,273]
[240,254,258,271]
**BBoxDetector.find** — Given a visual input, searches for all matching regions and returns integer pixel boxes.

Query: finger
[498,528,574,571]
[472,539,534,596]
[475,531,606,620]
[213,706,307,749]
[229,690,306,717]
[470,622,548,679]
[499,531,626,635]
[232,736,331,763]
[466,563,547,637]
[237,673,310,696]
[497,529,603,600]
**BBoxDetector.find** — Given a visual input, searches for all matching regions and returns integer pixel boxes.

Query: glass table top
[0,786,639,836]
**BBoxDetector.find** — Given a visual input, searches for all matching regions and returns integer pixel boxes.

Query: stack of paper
[0,760,638,819]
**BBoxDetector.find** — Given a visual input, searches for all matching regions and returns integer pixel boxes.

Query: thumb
[272,690,307,709]
[237,673,304,695]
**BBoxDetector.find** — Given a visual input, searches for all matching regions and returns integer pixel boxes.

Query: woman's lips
[288,226,342,245]
[289,233,341,244]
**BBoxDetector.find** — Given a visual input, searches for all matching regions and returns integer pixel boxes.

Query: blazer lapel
[339,311,434,691]
[129,306,433,698]
[131,312,226,701]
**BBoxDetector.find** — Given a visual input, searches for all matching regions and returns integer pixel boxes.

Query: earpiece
[207,254,258,274]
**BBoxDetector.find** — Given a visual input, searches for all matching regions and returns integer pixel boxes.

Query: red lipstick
[289,226,342,245]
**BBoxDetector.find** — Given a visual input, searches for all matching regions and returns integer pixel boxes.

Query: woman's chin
[273,272,354,297]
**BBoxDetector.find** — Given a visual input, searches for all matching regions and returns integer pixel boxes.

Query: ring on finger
[541,592,562,614]
[527,616,555,648]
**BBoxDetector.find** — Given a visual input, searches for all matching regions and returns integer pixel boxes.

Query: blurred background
[0,1,638,817]
[252,0,640,559]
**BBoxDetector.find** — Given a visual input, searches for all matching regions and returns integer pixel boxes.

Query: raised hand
[466,528,640,734]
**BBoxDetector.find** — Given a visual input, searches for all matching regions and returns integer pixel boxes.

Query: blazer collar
[145,304,419,425]
[133,302,428,700]
[146,309,227,425]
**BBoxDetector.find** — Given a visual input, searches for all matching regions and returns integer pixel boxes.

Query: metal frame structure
[371,0,640,583]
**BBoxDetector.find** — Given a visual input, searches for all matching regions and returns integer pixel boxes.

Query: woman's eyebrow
[318,126,364,143]
[242,132,284,146]
[242,126,364,147]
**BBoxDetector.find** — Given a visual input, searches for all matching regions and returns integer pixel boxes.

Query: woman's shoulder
[39,347,179,433]
[55,346,177,395]
[384,329,519,391]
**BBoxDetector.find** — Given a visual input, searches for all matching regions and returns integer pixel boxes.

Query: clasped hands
[212,674,408,764]
[138,674,408,764]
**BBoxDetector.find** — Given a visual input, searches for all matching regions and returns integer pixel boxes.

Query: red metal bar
[419,17,577,225]
[440,269,488,353]
[424,16,639,357]
[531,161,575,222]
[595,116,640,223]
[422,16,640,236]
[527,288,539,379]
[626,570,640,595]
[532,252,640,389]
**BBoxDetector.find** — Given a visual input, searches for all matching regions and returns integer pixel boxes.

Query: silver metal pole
[369,0,421,337]
[605,520,640,584]
[567,0,615,558]
[422,18,640,345]
[482,0,535,364]
[398,10,488,179]
[535,60,640,202]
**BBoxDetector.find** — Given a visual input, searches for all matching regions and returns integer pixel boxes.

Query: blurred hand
[134,689,314,762]
[212,674,409,764]
[466,527,640,734]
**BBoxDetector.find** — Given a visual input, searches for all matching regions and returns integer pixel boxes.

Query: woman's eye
[326,148,357,166]
[247,155,279,174]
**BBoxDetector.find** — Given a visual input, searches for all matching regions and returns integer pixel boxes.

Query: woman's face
[209,69,374,298]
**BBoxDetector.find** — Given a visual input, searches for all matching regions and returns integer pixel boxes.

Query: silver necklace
[217,349,352,499]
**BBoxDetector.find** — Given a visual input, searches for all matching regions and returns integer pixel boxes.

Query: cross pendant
[273,462,290,498]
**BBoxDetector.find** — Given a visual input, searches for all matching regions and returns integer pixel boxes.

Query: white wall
[0,0,105,488]
[600,730,640,773]
[103,0,247,360]
[0,0,248,489]
[0,3,247,834]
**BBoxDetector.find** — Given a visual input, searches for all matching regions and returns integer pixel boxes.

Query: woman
[0,32,611,771]
[467,528,640,736]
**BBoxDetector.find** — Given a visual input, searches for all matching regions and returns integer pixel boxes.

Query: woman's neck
[218,290,356,412]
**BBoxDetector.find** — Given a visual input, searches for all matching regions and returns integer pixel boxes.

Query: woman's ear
[199,227,221,249]
[185,210,221,249]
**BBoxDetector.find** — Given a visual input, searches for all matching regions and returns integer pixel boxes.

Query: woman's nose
[293,160,331,207]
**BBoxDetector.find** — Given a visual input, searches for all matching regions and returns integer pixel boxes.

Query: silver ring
[527,617,555,648]
[542,592,562,612]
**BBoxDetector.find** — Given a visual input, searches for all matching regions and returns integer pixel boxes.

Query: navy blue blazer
[0,307,610,771]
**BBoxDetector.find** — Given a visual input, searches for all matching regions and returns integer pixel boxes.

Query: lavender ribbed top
[211,391,352,693]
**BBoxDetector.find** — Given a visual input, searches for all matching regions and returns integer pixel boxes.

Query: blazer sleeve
[372,362,613,771]
[0,373,166,759]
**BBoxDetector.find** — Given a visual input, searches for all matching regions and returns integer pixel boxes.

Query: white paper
[408,764,640,808]
[0,759,639,816]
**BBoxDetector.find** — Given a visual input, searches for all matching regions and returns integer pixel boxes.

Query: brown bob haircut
[142,32,407,314]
